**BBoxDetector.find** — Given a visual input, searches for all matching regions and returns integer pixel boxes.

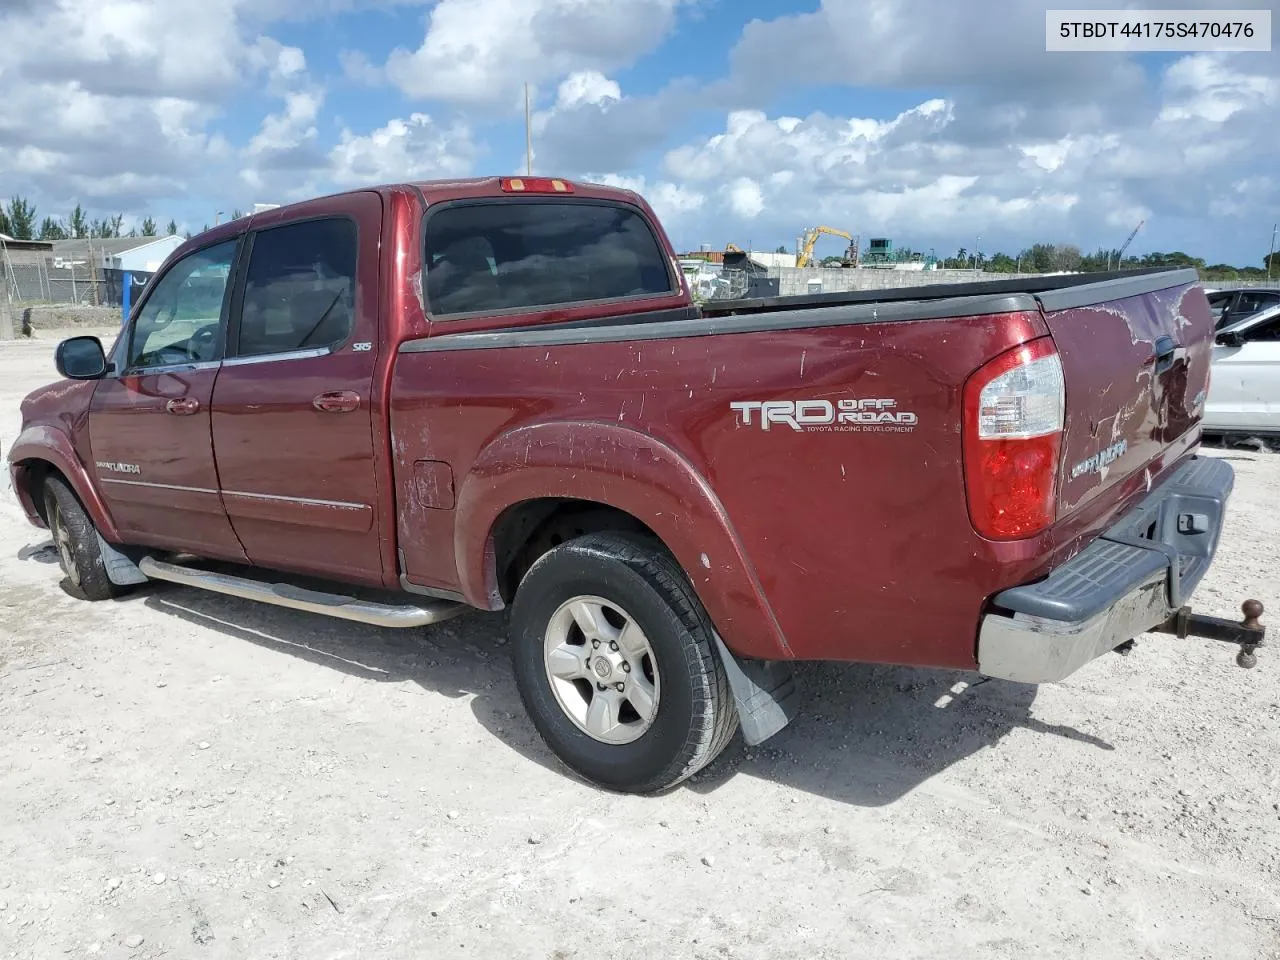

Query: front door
[89,238,248,560]
[210,195,385,585]
[1207,310,1280,431]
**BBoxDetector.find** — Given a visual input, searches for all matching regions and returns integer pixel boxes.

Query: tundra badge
[95,461,141,475]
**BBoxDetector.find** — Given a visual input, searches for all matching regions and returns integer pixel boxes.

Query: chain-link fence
[1,259,108,306]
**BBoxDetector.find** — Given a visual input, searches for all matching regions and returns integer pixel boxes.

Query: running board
[137,558,467,629]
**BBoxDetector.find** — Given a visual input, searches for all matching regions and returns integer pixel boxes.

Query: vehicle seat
[429,237,501,313]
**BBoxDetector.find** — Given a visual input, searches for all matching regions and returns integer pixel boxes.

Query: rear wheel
[509,532,738,793]
[42,475,117,602]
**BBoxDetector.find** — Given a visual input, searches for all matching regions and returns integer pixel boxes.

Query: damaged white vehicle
[1202,302,1280,436]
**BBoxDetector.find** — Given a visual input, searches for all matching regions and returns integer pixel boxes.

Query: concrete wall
[766,266,1052,297]
[1200,279,1278,290]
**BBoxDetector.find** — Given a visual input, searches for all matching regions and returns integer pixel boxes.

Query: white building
[108,236,184,273]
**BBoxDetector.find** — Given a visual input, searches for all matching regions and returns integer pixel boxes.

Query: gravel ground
[2,333,1279,960]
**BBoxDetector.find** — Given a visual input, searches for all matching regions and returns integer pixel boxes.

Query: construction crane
[796,226,858,268]
[1109,219,1145,271]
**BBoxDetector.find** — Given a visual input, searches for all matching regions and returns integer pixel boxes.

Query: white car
[1202,302,1280,435]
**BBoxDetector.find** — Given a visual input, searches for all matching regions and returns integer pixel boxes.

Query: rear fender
[7,425,120,542]
[454,420,791,660]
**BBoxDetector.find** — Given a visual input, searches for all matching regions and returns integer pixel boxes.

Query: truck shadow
[11,529,1116,809]
[118,580,1113,808]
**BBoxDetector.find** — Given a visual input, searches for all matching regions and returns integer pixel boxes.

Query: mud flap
[711,633,800,746]
[96,534,149,587]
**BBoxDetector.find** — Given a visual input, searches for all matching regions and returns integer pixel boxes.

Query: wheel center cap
[592,658,613,680]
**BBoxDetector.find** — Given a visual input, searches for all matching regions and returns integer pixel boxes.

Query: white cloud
[654,50,1280,260]
[329,114,480,187]
[724,177,764,219]
[589,173,705,227]
[0,0,311,215]
[1157,53,1280,123]
[384,0,691,108]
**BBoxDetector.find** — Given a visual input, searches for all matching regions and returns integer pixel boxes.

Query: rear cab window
[423,200,675,317]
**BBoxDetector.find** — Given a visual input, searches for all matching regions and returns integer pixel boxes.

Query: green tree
[167,219,178,236]
[775,245,788,254]
[0,206,10,237]
[141,216,157,236]
[68,204,89,239]
[38,216,68,240]
[230,208,245,221]
[5,196,37,239]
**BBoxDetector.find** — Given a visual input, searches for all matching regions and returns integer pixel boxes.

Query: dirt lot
[2,332,1279,960]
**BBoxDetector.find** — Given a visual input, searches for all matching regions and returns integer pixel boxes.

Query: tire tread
[530,531,738,792]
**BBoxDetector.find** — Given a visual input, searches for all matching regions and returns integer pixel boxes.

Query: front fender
[7,425,120,542]
[454,420,791,660]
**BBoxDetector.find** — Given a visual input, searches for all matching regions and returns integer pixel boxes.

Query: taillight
[500,177,574,193]
[962,336,1065,540]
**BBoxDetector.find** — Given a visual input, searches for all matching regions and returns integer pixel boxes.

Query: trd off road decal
[730,399,918,433]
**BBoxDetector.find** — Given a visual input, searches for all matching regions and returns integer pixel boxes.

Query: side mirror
[1216,330,1244,348]
[55,336,108,380]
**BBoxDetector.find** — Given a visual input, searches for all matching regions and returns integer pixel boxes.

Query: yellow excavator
[796,226,859,268]
[725,243,743,253]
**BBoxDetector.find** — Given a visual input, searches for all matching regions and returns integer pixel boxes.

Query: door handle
[165,397,200,416]
[313,390,361,414]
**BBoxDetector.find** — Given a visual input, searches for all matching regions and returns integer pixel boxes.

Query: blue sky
[2,0,1278,266]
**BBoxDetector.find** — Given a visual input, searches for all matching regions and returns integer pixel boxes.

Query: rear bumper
[977,456,1234,683]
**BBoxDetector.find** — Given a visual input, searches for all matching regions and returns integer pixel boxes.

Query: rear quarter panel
[390,309,1072,668]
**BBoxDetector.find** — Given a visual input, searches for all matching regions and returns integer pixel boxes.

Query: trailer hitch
[1150,599,1266,669]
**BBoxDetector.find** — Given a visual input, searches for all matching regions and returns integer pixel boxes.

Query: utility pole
[524,83,533,176]
[1268,222,1277,282]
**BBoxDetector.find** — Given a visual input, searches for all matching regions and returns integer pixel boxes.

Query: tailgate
[1037,268,1213,519]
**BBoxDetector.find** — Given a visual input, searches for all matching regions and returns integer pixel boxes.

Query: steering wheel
[187,325,218,361]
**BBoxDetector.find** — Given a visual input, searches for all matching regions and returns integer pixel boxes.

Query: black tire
[509,532,738,793]
[42,475,117,602]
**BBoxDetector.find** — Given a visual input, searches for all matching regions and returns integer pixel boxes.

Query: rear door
[89,238,247,559]
[1205,309,1280,431]
[1035,271,1214,519]
[210,193,385,585]
[1232,290,1280,325]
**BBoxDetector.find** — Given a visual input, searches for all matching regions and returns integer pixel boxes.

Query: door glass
[1234,291,1279,319]
[1243,316,1280,343]
[238,218,358,357]
[127,240,237,369]
[1208,292,1233,327]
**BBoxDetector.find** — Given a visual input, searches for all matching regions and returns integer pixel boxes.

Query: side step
[137,558,467,629]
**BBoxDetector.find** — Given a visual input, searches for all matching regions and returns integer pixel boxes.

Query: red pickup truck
[8,177,1264,793]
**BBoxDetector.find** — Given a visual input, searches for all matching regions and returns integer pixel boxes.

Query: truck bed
[699,267,1188,318]
[393,266,1211,669]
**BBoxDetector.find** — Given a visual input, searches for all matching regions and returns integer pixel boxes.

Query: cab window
[126,240,237,370]
[236,218,358,357]
[423,201,675,316]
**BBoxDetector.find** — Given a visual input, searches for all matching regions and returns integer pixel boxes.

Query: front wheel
[509,532,738,793]
[42,475,118,601]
